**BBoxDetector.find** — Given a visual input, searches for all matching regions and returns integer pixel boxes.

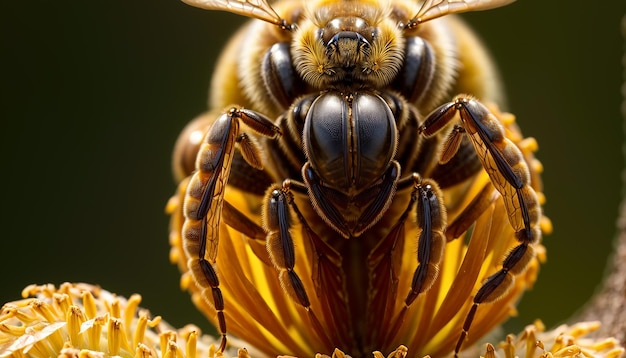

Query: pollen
[0,283,245,358]
[482,321,625,358]
[1,284,622,357]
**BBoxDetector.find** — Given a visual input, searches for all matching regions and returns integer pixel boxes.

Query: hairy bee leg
[419,96,542,355]
[383,174,446,343]
[263,181,335,349]
[405,176,446,306]
[420,96,541,239]
[264,185,310,307]
[182,108,280,353]
[453,243,537,356]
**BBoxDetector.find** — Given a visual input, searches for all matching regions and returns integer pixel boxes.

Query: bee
[168,0,545,356]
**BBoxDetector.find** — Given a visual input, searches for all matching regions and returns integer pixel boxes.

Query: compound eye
[303,92,397,190]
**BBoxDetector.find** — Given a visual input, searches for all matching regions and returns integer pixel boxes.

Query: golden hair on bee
[291,0,405,89]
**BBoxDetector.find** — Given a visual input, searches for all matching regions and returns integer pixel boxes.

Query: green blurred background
[1,0,625,344]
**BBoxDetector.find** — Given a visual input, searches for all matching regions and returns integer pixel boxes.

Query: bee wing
[181,0,283,25]
[463,116,537,235]
[466,130,520,228]
[414,0,516,23]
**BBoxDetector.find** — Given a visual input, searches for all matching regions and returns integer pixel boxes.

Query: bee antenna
[401,0,430,30]
[279,19,296,31]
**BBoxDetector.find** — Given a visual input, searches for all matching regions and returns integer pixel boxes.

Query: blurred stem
[576,196,626,342]
[574,14,626,343]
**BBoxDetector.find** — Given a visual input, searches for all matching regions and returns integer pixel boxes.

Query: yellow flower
[480,321,624,358]
[0,283,248,358]
[162,105,577,357]
[0,284,622,358]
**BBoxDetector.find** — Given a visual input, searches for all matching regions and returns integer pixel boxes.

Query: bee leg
[264,183,310,307]
[404,175,446,306]
[182,108,280,353]
[263,180,334,349]
[384,174,446,343]
[454,244,537,356]
[420,96,542,356]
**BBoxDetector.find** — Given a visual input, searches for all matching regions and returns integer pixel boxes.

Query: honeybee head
[292,1,405,90]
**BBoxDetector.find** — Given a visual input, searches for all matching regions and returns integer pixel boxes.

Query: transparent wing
[413,0,516,24]
[466,129,527,231]
[181,0,283,25]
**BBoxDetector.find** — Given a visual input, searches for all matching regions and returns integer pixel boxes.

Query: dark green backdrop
[2,0,625,342]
